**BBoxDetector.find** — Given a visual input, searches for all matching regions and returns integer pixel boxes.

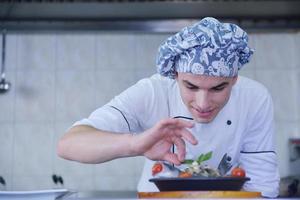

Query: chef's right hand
[131,118,198,165]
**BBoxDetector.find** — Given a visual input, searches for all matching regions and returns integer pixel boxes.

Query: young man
[57,17,279,197]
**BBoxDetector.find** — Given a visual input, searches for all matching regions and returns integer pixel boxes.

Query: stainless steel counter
[64,191,137,199]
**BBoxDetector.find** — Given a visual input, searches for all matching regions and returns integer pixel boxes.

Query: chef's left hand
[130,118,198,165]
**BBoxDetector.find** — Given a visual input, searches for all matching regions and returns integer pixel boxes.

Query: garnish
[183,151,213,165]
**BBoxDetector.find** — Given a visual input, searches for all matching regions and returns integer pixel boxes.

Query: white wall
[0,31,299,191]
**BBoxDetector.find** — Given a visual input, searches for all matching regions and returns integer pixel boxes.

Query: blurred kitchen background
[0,0,299,197]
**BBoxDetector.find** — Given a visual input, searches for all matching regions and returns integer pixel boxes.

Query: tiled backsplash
[0,32,299,191]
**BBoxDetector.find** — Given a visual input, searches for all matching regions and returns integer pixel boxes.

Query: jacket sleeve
[73,75,169,134]
[240,90,280,198]
[73,78,151,133]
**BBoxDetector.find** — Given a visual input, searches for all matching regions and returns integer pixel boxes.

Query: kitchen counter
[63,191,300,200]
[65,198,299,200]
[67,191,138,199]
[1,189,298,200]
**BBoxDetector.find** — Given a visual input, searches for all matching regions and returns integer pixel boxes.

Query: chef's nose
[195,90,210,110]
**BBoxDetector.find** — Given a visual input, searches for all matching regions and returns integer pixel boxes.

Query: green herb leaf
[197,154,205,164]
[184,151,213,165]
[183,159,194,164]
[203,151,213,162]
[197,151,213,164]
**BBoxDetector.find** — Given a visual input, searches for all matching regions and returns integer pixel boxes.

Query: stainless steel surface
[72,191,137,199]
[0,1,300,31]
[0,19,198,33]
[1,1,300,20]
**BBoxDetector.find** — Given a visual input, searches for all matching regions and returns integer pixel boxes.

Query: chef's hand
[132,118,198,165]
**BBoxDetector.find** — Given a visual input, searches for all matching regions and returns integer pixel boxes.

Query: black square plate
[149,177,250,191]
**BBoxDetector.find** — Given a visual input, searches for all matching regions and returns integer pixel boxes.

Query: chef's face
[176,72,237,123]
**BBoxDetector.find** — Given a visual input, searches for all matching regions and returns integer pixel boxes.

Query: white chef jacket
[74,74,280,198]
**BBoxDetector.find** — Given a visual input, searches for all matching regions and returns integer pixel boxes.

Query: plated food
[150,151,249,191]
[152,151,240,178]
[181,151,220,178]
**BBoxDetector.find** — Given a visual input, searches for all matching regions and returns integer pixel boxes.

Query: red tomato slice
[152,162,163,176]
[231,166,246,177]
[179,171,193,178]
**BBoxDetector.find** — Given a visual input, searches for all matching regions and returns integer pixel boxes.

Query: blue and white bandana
[156,17,254,78]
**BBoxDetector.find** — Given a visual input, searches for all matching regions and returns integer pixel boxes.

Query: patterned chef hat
[157,17,254,78]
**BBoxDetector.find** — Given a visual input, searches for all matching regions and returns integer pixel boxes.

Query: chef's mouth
[192,107,215,118]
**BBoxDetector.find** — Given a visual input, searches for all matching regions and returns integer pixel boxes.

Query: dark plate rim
[149,176,250,182]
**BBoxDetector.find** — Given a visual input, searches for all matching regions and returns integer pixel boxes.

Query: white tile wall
[256,69,299,121]
[55,70,96,122]
[252,33,297,69]
[12,176,53,191]
[0,123,14,173]
[238,69,256,80]
[134,69,156,81]
[61,173,95,191]
[135,34,169,69]
[95,34,137,70]
[15,70,55,122]
[0,31,299,191]
[56,34,96,70]
[13,123,54,177]
[17,34,56,71]
[95,69,137,106]
[0,123,14,190]
[4,34,18,71]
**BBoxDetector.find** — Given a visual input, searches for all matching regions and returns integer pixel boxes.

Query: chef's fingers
[162,152,181,166]
[172,136,186,162]
[175,128,198,145]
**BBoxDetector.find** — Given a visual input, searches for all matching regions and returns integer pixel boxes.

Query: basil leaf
[197,151,213,164]
[183,159,194,164]
[197,154,205,164]
[202,151,213,162]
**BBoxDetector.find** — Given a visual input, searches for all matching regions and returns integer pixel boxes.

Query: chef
[57,17,279,198]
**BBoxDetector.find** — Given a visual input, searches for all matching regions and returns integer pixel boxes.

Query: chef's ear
[175,72,178,80]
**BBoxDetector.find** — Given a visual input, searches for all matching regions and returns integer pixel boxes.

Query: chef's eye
[186,85,198,90]
[212,87,225,92]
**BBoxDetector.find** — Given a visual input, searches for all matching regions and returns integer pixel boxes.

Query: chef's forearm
[57,125,138,164]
